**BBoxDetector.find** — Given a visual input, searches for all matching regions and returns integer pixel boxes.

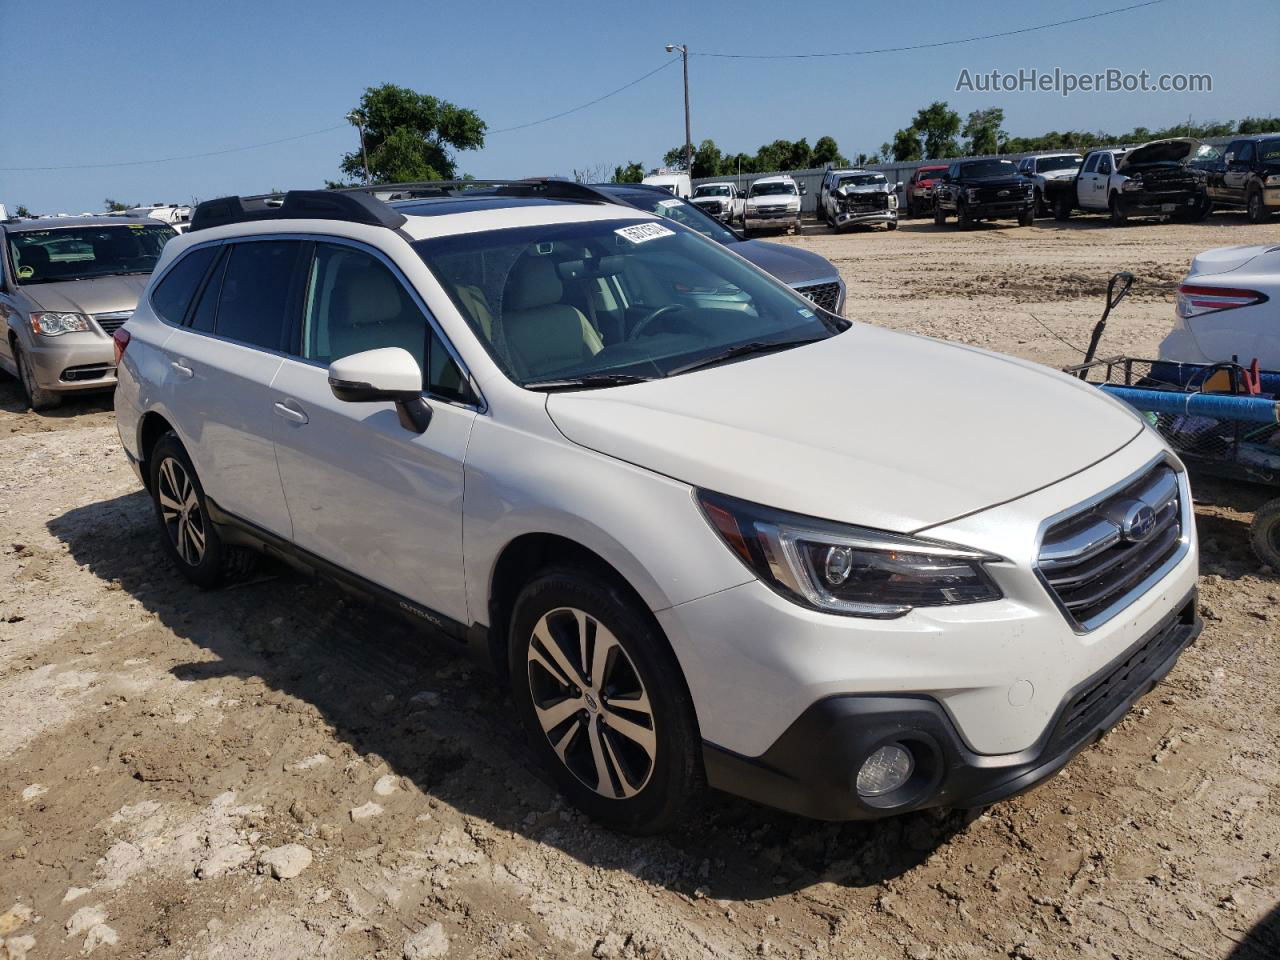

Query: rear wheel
[148,433,254,588]
[1250,498,1280,569]
[1247,188,1267,224]
[13,342,60,411]
[509,567,705,833]
[1055,195,1073,221]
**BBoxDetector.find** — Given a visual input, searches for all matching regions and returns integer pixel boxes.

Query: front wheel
[886,219,898,230]
[1250,499,1280,569]
[1018,204,1035,227]
[13,342,61,411]
[933,205,946,226]
[957,202,973,230]
[1055,196,1073,221]
[1109,194,1128,226]
[509,567,705,834]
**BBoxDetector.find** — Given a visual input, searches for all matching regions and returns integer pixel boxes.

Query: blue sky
[2,0,1277,213]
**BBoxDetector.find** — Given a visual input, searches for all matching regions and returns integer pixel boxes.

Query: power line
[693,0,1167,59]
[0,123,349,172]
[0,59,679,172]
[488,59,678,133]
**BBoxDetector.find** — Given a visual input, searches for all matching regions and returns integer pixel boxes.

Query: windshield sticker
[797,308,815,318]
[656,198,682,209]
[615,223,675,244]
[17,265,33,279]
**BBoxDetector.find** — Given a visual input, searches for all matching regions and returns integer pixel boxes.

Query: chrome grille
[792,281,842,314]
[92,310,132,334]
[1036,462,1186,631]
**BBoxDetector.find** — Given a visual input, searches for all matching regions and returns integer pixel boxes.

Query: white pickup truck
[690,182,745,225]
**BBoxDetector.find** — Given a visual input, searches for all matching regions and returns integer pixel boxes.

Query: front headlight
[1122,179,1143,192]
[697,490,1003,618]
[29,312,90,336]
[1265,174,1280,186]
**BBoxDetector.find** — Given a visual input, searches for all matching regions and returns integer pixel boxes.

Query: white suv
[115,182,1201,832]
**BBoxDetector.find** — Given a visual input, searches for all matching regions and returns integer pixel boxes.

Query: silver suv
[0,215,175,409]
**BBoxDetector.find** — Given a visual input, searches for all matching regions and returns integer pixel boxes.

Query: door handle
[170,359,193,379]
[273,400,309,425]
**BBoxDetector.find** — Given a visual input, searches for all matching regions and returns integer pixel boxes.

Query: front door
[270,240,479,625]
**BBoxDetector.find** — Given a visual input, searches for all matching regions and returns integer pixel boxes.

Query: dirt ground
[1,211,1277,960]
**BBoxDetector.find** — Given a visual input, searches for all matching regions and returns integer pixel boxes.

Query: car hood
[732,239,838,287]
[1039,168,1080,181]
[836,183,893,195]
[1189,244,1280,277]
[692,196,730,205]
[745,195,797,206]
[16,274,148,315]
[545,324,1142,532]
[1119,138,1201,170]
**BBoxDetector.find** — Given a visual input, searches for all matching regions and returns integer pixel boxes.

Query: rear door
[158,237,305,538]
[269,239,479,625]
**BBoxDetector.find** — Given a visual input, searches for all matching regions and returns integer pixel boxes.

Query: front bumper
[1117,189,1203,215]
[967,199,1033,218]
[745,211,800,229]
[693,203,732,221]
[703,591,1199,819]
[24,333,117,392]
[834,209,897,228]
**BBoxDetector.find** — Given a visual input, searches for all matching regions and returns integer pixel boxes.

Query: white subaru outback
[114,181,1200,833]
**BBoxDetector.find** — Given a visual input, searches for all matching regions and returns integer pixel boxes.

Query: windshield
[602,190,739,244]
[693,185,731,197]
[749,181,796,197]
[1035,155,1082,173]
[959,160,1019,179]
[414,218,841,388]
[8,224,174,284]
[838,174,886,188]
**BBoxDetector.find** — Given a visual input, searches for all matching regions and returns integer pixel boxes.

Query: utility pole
[666,44,692,181]
[347,110,371,184]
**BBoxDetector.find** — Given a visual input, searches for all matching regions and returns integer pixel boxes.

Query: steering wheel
[628,303,686,341]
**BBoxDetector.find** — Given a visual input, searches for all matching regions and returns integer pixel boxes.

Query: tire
[1055,196,1073,221]
[1249,498,1280,569]
[148,433,254,588]
[1033,188,1044,217]
[13,342,61,411]
[508,566,705,834]
[1247,188,1267,224]
[1109,193,1128,226]
[1018,204,1035,227]
[887,219,898,230]
[957,202,973,230]
[933,205,946,226]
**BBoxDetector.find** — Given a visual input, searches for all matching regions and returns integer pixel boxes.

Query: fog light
[856,744,914,797]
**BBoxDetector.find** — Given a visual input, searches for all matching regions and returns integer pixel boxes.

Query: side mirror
[798,183,807,195]
[328,347,432,434]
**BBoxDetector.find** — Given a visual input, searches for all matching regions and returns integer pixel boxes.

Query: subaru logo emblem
[1121,503,1157,542]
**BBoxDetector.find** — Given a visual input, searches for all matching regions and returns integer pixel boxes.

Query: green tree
[812,135,847,168]
[911,101,962,158]
[962,107,1006,156]
[15,204,31,218]
[891,128,922,162]
[1237,116,1280,134]
[340,83,485,184]
[104,198,128,212]
[611,161,645,183]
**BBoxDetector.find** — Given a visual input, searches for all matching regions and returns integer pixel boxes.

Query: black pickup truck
[933,158,1036,228]
[1205,135,1280,222]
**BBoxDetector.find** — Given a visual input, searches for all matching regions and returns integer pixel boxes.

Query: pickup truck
[690,182,746,224]
[933,158,1035,228]
[904,164,949,217]
[1065,139,1210,225]
[1204,135,1280,222]
[1016,153,1083,217]
[818,169,899,231]
[742,176,803,236]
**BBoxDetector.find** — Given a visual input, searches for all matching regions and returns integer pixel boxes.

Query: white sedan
[1159,244,1280,370]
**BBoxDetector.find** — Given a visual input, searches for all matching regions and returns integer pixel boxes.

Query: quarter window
[213,240,303,350]
[150,246,217,324]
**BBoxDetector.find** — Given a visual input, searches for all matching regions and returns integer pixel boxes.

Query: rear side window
[213,240,303,350]
[150,246,217,324]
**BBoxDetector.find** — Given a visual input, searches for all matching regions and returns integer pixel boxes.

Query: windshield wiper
[524,373,656,392]
[667,337,824,376]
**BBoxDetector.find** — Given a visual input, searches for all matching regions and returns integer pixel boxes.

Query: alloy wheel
[157,456,207,566]
[526,606,657,799]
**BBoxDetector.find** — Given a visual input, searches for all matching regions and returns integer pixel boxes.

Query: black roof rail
[332,178,616,206]
[189,189,408,233]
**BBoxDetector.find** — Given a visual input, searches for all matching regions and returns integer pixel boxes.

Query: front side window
[415,218,843,388]
[213,240,304,351]
[1083,154,1100,173]
[7,224,174,285]
[151,245,218,324]
[1098,155,1112,175]
[1235,141,1255,164]
[302,243,471,402]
